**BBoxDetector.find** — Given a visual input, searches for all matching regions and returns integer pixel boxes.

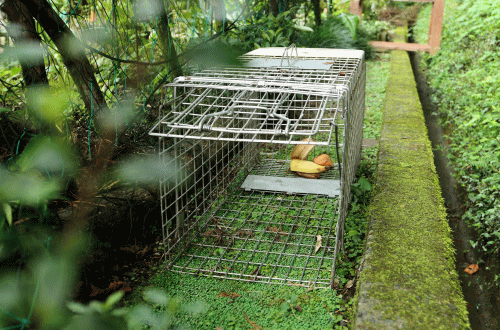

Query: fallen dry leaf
[464,264,479,275]
[268,226,279,233]
[244,311,260,329]
[315,235,322,253]
[250,268,261,275]
[217,292,240,299]
[90,284,103,297]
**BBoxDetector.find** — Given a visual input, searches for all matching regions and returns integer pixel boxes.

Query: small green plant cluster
[360,19,393,41]
[226,9,300,52]
[143,271,350,330]
[414,0,500,281]
[360,0,387,20]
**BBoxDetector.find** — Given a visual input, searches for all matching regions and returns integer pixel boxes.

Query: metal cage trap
[149,46,366,288]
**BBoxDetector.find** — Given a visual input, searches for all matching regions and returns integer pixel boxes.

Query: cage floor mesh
[169,188,339,288]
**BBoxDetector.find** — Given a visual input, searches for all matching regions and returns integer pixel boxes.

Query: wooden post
[349,0,363,19]
[428,0,444,55]
[368,0,445,55]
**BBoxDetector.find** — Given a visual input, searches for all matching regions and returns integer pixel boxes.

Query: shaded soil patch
[65,187,164,303]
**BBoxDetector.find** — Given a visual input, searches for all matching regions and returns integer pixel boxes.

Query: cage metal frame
[149,46,365,288]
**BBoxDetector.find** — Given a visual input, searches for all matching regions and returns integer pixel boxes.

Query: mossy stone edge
[352,28,471,329]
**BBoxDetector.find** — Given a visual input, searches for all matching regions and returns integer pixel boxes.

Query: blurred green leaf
[26,86,71,125]
[34,256,76,328]
[0,167,61,206]
[0,107,10,115]
[126,305,156,329]
[89,301,105,313]
[80,27,113,45]
[16,135,77,174]
[181,300,207,316]
[187,42,243,68]
[133,0,163,22]
[67,301,89,314]
[0,274,21,311]
[293,25,314,32]
[143,288,169,306]
[117,154,179,184]
[62,34,86,58]
[104,291,125,311]
[98,97,136,132]
[2,203,12,226]
[0,42,46,65]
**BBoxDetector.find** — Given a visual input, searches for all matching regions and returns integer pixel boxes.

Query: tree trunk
[155,1,183,79]
[19,0,109,118]
[1,0,49,87]
[269,0,290,16]
[269,0,279,16]
[312,0,322,27]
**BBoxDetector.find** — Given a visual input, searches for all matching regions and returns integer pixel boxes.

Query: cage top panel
[243,47,365,60]
[150,47,364,144]
[168,65,353,97]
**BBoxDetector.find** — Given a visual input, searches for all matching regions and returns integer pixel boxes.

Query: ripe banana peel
[296,172,320,179]
[291,138,315,160]
[290,159,330,174]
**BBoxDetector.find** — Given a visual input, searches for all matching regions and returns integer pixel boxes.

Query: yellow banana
[290,138,315,160]
[290,159,330,173]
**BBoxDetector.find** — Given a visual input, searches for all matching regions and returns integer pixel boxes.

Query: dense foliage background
[414,0,500,288]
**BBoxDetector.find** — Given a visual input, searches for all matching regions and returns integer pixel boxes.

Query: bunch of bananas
[290,138,334,179]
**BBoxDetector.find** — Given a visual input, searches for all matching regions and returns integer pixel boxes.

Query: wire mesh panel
[150,46,365,288]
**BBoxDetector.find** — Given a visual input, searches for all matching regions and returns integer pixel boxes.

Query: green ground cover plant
[414,0,500,285]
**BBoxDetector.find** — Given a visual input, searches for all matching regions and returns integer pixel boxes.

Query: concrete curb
[352,28,471,329]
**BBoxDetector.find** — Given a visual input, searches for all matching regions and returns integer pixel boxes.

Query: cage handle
[197,91,293,135]
[268,92,291,135]
[279,44,299,67]
[197,90,249,131]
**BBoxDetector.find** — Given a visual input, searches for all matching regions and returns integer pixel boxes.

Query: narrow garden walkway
[353,28,471,329]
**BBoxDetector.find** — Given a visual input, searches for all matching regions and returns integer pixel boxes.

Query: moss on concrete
[353,27,470,329]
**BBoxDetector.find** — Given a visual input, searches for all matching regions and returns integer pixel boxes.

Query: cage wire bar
[149,46,365,288]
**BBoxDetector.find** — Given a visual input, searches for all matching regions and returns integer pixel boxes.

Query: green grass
[126,56,391,329]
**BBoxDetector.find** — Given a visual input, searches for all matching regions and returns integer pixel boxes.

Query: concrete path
[352,29,471,329]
